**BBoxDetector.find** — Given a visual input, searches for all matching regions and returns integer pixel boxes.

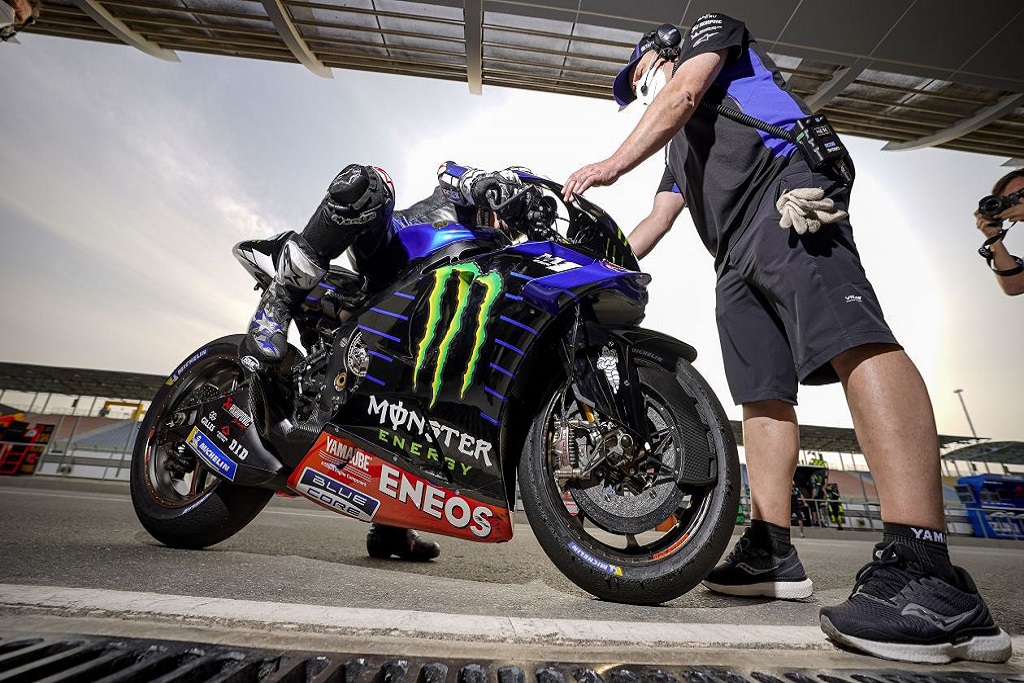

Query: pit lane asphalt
[0,475,1021,673]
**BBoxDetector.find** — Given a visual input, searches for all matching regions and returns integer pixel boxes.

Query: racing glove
[438,162,524,214]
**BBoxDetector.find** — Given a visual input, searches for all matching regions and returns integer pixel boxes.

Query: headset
[640,24,682,61]
[637,24,682,96]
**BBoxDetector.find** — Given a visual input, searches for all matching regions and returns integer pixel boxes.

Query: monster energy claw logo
[414,264,503,407]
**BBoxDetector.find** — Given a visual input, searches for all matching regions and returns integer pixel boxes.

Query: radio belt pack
[699,100,855,186]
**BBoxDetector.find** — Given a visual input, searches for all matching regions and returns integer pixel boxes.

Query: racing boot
[246,235,326,363]
[366,523,441,562]
[246,164,394,363]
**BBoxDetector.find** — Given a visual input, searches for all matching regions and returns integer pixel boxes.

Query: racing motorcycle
[130,172,739,605]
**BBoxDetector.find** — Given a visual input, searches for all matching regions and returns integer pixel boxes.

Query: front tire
[130,335,275,549]
[518,360,739,605]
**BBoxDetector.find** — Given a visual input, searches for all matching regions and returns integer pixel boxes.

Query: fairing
[226,174,700,543]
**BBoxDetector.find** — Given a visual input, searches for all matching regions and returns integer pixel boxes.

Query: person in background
[791,484,808,539]
[827,483,845,531]
[1,0,40,42]
[811,477,827,527]
[974,168,1024,296]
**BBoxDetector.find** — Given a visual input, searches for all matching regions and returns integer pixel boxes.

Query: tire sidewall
[130,335,274,549]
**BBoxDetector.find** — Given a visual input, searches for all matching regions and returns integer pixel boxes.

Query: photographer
[1,0,40,42]
[975,168,1024,296]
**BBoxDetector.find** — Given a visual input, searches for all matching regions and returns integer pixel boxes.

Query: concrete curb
[0,583,830,649]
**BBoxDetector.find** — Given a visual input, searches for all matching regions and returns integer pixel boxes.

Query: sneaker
[702,526,814,599]
[819,541,1012,664]
[366,524,440,562]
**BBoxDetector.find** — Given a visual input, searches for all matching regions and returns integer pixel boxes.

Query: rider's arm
[629,190,687,259]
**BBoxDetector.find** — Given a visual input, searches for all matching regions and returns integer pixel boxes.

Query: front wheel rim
[541,378,717,566]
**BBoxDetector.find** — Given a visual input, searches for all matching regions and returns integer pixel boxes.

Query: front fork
[552,308,650,491]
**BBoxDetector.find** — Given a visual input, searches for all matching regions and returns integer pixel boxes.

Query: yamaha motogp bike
[130,172,739,605]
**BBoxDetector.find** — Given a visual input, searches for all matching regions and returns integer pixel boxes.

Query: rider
[243,161,524,561]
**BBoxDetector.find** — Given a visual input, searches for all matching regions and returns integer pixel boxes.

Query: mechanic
[563,13,1010,664]
[974,168,1024,296]
[243,162,523,563]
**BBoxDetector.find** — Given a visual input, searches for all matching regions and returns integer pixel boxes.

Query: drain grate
[0,634,1018,683]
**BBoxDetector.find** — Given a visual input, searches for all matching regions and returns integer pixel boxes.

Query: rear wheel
[517,359,739,604]
[130,335,274,549]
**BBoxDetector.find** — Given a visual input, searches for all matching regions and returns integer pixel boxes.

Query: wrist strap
[977,225,1021,275]
[977,229,1007,261]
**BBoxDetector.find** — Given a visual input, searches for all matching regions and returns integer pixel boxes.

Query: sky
[1,34,1022,445]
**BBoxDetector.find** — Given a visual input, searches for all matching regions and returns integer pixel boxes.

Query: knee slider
[328,164,370,205]
[327,165,395,216]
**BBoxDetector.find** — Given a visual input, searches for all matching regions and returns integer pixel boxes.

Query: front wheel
[518,359,739,605]
[130,335,275,549]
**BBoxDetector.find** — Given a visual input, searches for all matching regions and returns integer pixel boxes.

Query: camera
[978,190,1023,218]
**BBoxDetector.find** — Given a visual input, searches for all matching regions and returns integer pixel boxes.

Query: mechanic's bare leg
[743,400,800,526]
[831,344,943,527]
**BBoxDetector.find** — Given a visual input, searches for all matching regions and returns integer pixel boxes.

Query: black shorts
[715,161,899,406]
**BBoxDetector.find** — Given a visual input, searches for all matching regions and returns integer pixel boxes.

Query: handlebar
[487,185,561,242]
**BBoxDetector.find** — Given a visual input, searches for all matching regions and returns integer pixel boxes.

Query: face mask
[637,61,668,107]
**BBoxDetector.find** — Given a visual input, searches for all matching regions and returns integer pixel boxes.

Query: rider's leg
[246,235,327,362]
[246,164,394,362]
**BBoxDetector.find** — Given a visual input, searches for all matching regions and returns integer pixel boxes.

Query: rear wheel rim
[144,357,243,508]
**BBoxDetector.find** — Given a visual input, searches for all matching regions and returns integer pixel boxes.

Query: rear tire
[130,335,274,549]
[517,359,738,604]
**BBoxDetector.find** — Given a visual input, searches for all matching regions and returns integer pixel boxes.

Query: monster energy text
[368,396,493,467]
[376,429,473,476]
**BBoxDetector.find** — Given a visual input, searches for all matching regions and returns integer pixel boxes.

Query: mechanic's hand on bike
[563,159,622,202]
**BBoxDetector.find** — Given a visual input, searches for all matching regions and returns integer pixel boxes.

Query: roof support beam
[464,0,483,94]
[804,64,865,111]
[72,0,179,61]
[883,92,1024,152]
[259,0,332,78]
